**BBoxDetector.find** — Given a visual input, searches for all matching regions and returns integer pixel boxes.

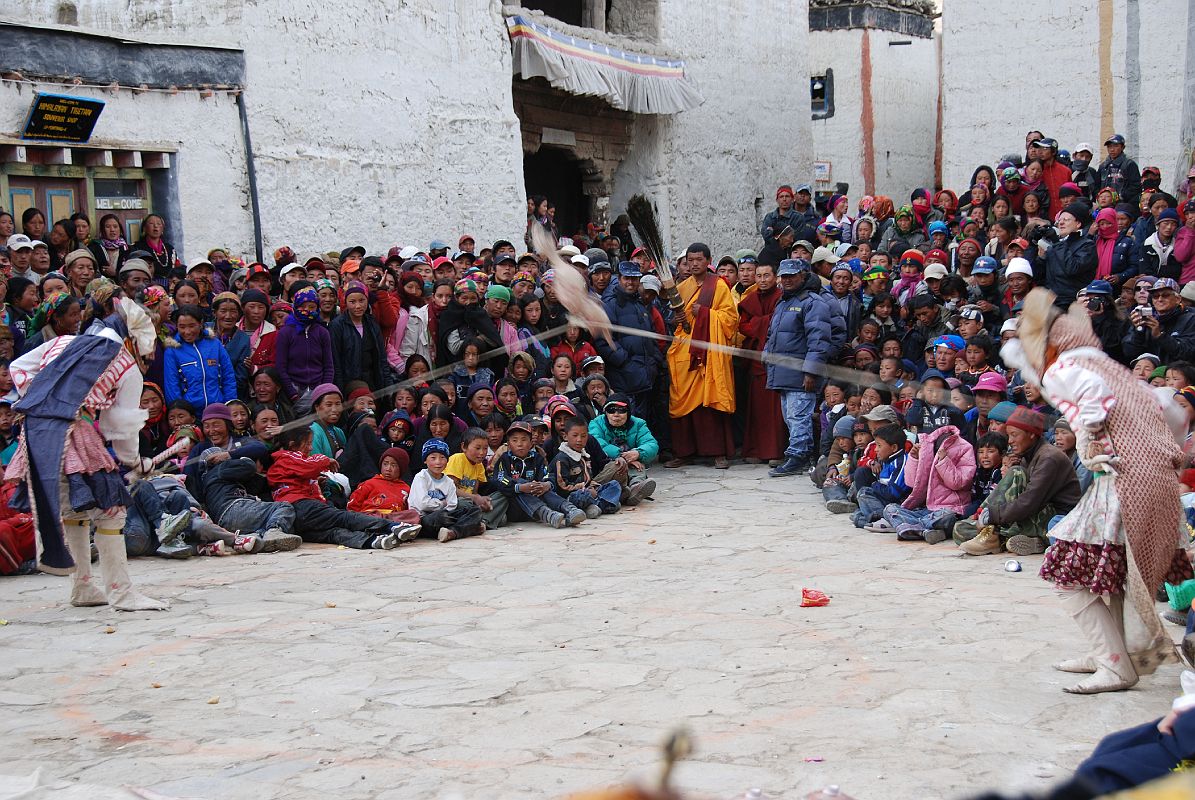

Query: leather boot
[1060,589,1137,694]
[960,525,1003,556]
[64,520,107,607]
[94,529,168,611]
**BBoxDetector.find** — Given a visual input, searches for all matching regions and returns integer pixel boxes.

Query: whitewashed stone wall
[611,0,814,256]
[809,27,937,202]
[3,0,528,261]
[941,0,1189,194]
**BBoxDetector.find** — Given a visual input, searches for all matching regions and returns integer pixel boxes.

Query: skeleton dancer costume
[1004,289,1192,694]
[4,297,166,611]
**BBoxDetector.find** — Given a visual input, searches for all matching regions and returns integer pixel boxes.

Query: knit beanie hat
[832,415,857,438]
[1005,406,1046,436]
[380,446,410,475]
[422,437,451,460]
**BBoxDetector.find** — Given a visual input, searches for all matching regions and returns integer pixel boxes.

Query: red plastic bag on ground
[800,588,831,607]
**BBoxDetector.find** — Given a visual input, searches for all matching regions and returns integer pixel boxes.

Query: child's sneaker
[825,499,858,514]
[391,523,420,543]
[233,534,264,554]
[862,519,893,534]
[922,529,948,545]
[437,528,460,543]
[370,531,400,550]
[584,504,602,519]
[565,507,587,526]
[156,510,191,546]
[197,541,230,557]
[534,507,567,528]
[260,528,303,552]
[625,479,656,505]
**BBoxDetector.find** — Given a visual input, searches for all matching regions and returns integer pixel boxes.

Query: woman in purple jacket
[273,286,334,401]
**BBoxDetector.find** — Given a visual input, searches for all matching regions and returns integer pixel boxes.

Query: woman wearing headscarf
[878,205,929,259]
[138,381,170,458]
[1093,207,1134,287]
[869,195,896,242]
[822,193,853,243]
[273,286,334,402]
[23,291,81,351]
[931,189,958,223]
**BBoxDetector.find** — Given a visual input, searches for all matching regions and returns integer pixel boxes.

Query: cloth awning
[505,14,703,115]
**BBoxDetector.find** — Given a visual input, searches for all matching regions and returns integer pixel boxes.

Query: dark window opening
[522,0,584,27]
[811,69,835,120]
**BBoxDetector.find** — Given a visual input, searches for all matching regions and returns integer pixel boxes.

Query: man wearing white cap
[6,234,35,281]
[1070,142,1099,202]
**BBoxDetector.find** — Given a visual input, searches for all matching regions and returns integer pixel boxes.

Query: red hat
[431,256,454,271]
[899,249,925,267]
[1009,237,1031,250]
[246,262,271,278]
[458,234,474,247]
[925,248,949,265]
[380,446,409,475]
[347,387,373,404]
[776,185,794,198]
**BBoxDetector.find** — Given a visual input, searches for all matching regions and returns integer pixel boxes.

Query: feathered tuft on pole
[529,222,613,345]
[626,194,689,333]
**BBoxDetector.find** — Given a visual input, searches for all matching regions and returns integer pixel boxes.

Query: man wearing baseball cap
[764,258,831,477]
[1098,133,1141,207]
[1124,276,1195,364]
[1030,137,1073,212]
[1069,143,1099,202]
[6,234,34,281]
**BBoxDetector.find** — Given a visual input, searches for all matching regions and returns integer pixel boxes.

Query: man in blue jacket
[597,261,663,417]
[764,258,830,477]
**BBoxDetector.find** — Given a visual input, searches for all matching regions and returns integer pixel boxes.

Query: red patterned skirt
[1041,541,1194,595]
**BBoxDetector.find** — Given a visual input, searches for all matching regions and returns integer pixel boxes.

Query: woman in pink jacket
[879,424,976,543]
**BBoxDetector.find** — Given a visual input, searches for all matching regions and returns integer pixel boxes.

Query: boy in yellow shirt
[446,428,507,529]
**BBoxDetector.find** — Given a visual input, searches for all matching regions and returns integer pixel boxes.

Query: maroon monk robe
[738,286,785,461]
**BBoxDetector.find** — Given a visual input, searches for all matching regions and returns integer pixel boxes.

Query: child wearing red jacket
[549,325,598,371]
[347,448,422,528]
[266,428,418,550]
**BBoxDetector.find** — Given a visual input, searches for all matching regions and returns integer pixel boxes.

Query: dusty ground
[0,465,1184,799]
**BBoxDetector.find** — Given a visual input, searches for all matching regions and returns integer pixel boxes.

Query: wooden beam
[83,150,114,167]
[113,151,142,168]
[141,152,170,170]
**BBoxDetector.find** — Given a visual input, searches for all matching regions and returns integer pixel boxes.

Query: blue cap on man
[777,258,810,276]
[616,260,642,278]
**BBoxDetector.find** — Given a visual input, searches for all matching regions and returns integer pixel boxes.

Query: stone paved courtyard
[0,465,1185,799]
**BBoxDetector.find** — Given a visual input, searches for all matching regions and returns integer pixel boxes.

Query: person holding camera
[1041,202,1098,309]
[1122,277,1195,364]
[1082,280,1127,363]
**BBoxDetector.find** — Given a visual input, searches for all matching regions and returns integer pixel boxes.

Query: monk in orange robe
[664,244,739,469]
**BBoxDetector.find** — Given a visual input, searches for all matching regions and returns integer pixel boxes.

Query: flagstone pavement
[0,465,1184,799]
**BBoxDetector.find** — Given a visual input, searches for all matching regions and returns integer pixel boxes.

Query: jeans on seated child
[882,505,958,535]
[566,480,622,514]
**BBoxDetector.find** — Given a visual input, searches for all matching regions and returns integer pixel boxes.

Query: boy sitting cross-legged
[409,438,485,543]
[548,416,624,518]
[493,420,586,529]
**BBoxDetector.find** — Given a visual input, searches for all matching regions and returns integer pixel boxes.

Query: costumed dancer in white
[5,296,167,610]
[1004,289,1193,693]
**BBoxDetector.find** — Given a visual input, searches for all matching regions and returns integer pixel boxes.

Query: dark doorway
[524,146,587,243]
[522,1,583,26]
